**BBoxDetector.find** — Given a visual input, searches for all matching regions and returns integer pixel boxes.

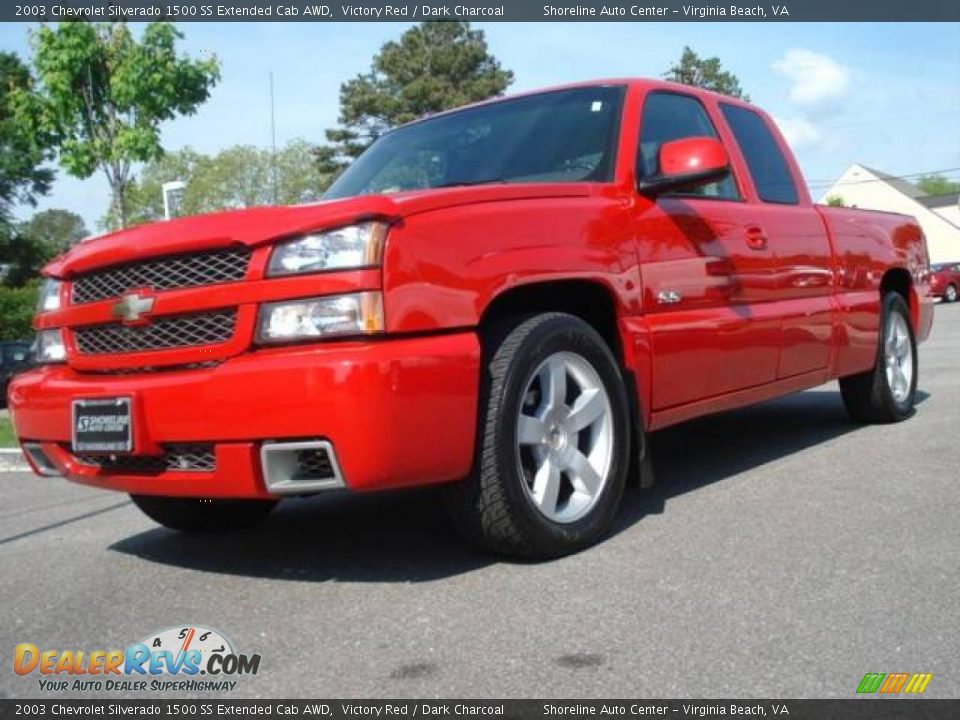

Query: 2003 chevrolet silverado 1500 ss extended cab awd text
[9,79,934,558]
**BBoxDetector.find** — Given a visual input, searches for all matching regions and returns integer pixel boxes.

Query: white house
[819,164,960,264]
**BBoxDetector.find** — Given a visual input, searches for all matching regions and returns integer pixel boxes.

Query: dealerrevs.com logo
[14,625,261,693]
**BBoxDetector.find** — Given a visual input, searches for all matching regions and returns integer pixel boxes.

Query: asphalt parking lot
[2,304,958,700]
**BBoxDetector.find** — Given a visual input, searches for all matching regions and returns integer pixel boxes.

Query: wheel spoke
[566,450,602,495]
[531,458,561,515]
[565,388,605,433]
[895,334,909,357]
[517,414,548,445]
[541,357,567,411]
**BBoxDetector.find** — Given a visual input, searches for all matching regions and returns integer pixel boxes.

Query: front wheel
[839,292,918,423]
[945,284,958,303]
[446,313,631,559]
[130,495,278,533]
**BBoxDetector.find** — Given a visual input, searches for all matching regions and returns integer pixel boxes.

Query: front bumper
[8,333,480,498]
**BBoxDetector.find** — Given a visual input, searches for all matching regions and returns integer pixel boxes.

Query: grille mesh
[294,448,336,481]
[74,310,237,355]
[74,445,216,473]
[71,248,252,304]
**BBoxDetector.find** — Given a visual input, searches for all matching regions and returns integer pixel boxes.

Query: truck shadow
[613,387,927,532]
[109,387,928,583]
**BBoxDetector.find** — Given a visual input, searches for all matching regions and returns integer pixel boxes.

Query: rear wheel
[840,292,917,423]
[446,313,630,559]
[130,495,277,533]
[945,284,958,303]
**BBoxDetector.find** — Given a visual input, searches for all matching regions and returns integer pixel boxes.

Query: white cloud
[774,116,822,151]
[773,49,851,107]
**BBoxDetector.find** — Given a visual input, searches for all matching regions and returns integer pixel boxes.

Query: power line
[806,166,960,190]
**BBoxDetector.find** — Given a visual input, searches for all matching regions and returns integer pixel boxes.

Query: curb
[0,448,29,473]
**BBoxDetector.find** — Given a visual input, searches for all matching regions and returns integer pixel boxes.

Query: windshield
[325,86,625,199]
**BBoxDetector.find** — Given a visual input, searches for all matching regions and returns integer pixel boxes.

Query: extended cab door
[717,103,835,378]
[630,90,781,411]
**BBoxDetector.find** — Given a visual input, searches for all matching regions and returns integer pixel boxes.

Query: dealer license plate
[72,398,133,453]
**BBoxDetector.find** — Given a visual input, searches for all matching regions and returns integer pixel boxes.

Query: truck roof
[397,77,761,129]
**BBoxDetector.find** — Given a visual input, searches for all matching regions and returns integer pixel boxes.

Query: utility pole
[270,71,278,204]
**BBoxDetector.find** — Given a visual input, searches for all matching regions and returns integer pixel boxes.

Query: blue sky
[2,21,958,231]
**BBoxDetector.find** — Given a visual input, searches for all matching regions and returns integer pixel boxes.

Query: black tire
[945,284,958,303]
[839,292,918,423]
[130,495,277,533]
[446,313,631,559]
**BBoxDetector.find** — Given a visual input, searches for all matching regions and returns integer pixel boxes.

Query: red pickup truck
[9,79,934,558]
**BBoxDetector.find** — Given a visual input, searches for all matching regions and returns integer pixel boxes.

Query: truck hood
[46,183,593,278]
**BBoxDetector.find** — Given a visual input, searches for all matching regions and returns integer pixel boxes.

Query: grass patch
[0,417,16,448]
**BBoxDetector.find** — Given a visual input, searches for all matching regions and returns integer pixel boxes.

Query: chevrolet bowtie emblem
[112,293,155,322]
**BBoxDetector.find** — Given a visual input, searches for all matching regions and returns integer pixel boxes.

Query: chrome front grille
[74,444,216,473]
[71,248,252,304]
[74,310,237,355]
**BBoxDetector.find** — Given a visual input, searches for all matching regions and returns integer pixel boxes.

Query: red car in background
[931,263,960,302]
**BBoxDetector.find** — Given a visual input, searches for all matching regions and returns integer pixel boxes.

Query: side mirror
[638,136,730,196]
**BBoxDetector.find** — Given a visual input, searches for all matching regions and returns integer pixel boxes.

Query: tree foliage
[317,21,513,177]
[14,22,220,228]
[105,140,333,230]
[916,174,960,196]
[0,51,54,224]
[824,195,846,207]
[0,281,38,340]
[664,46,750,101]
[21,208,87,253]
[0,208,84,287]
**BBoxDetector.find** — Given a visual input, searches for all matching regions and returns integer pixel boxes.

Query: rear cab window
[719,104,799,204]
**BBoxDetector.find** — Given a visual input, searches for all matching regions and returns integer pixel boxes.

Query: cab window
[720,104,799,205]
[637,91,738,200]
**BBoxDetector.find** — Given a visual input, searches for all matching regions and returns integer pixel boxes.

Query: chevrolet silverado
[8,79,934,557]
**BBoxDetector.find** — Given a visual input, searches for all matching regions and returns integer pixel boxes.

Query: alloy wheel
[515,351,614,524]
[884,312,914,404]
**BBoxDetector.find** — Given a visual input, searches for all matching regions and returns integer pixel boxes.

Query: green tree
[317,21,513,178]
[14,22,220,229]
[0,281,38,340]
[664,46,750,101]
[105,140,333,230]
[825,195,846,207]
[0,51,54,224]
[21,208,87,253]
[0,224,55,287]
[916,174,960,196]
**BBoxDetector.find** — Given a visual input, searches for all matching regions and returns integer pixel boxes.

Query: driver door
[630,91,780,411]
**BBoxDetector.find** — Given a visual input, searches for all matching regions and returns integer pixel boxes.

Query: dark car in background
[1,340,33,407]
[931,263,960,303]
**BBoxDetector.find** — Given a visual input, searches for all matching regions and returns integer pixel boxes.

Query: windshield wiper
[434,178,510,189]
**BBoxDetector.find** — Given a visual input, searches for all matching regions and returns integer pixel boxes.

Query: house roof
[858,165,925,198]
[918,192,960,209]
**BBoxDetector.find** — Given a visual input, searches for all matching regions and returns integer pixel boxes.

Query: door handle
[745,225,768,251]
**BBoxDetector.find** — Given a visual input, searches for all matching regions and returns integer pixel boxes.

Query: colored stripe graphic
[857,673,885,693]
[857,672,932,694]
[879,672,910,693]
[904,673,933,694]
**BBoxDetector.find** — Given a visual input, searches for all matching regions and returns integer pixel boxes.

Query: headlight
[36,278,62,313]
[36,328,66,363]
[257,291,384,344]
[267,222,388,276]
